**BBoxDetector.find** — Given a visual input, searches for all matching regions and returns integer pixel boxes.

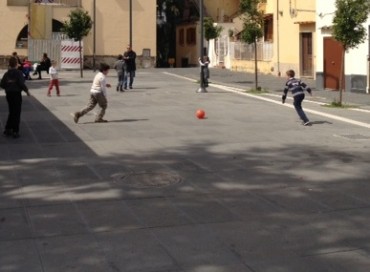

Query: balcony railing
[8,0,81,7]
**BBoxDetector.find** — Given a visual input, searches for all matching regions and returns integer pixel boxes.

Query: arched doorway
[15,19,64,49]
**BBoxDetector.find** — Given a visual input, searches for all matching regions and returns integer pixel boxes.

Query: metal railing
[7,0,81,7]
[230,41,273,61]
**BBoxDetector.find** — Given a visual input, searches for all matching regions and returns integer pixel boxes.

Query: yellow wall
[269,0,316,76]
[0,1,156,60]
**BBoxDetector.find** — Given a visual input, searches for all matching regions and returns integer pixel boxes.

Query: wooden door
[323,37,344,90]
[301,33,313,76]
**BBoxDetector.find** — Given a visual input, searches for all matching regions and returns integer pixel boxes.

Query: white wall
[316,0,370,76]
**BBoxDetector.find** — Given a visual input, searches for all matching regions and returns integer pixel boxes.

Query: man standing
[123,45,136,90]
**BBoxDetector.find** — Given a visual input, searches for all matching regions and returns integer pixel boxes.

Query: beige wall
[0,4,30,57]
[204,0,240,22]
[176,22,201,67]
[0,0,156,67]
[80,0,156,58]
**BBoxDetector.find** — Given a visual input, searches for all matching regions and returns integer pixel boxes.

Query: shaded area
[1,73,370,272]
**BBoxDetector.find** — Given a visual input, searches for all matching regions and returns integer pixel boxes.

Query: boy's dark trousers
[5,92,22,133]
[293,93,309,123]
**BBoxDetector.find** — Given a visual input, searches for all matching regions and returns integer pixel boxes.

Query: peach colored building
[0,0,156,69]
[224,0,316,78]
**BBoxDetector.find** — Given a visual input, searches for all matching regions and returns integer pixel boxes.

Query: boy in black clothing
[1,57,30,138]
[282,69,312,126]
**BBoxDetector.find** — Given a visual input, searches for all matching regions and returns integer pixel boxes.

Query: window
[179,28,185,46]
[264,15,273,42]
[186,27,196,45]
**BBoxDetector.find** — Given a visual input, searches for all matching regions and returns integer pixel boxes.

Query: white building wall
[316,0,370,92]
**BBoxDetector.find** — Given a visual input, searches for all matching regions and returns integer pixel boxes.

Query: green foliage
[62,9,92,41]
[332,0,369,50]
[240,0,260,14]
[204,17,223,41]
[239,0,264,44]
[156,0,185,67]
[241,22,263,44]
[323,100,357,108]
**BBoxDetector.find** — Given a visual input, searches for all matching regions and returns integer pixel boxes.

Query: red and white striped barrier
[61,41,83,69]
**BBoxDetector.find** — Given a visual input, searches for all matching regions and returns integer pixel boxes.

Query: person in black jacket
[282,69,312,126]
[1,57,30,138]
[123,45,136,89]
[33,52,51,79]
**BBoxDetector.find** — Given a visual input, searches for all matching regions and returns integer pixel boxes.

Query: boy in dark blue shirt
[282,69,312,126]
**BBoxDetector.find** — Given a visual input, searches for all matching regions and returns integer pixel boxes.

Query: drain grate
[112,171,182,188]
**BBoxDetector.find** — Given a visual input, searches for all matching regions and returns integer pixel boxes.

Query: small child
[282,69,312,126]
[22,58,33,80]
[113,54,125,92]
[198,56,210,87]
[72,63,111,123]
[47,60,60,96]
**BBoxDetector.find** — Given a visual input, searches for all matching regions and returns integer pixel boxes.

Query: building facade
[175,0,240,68]
[0,0,156,69]
[316,0,370,93]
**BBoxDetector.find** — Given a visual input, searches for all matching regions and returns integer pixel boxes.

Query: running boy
[282,69,312,126]
[72,63,111,123]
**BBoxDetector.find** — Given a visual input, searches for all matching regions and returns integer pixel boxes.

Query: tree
[156,0,185,67]
[332,0,369,105]
[239,0,264,90]
[204,17,223,54]
[62,9,92,78]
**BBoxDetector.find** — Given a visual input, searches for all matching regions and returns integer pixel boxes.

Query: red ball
[196,109,205,119]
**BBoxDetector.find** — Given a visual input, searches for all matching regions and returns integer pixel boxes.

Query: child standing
[1,56,31,138]
[282,69,312,126]
[72,63,111,123]
[198,56,210,87]
[47,60,60,96]
[113,54,125,92]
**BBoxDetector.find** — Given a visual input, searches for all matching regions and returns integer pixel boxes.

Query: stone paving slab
[1,68,370,271]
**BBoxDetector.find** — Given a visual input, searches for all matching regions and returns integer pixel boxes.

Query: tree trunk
[254,40,259,90]
[338,49,345,105]
[79,40,83,78]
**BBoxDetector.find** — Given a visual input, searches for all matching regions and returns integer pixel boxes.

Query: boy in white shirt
[72,63,111,123]
[47,60,60,96]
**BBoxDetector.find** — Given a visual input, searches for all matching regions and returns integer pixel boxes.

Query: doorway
[300,33,313,77]
[323,37,344,90]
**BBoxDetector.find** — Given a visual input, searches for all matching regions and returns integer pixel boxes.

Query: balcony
[8,0,81,7]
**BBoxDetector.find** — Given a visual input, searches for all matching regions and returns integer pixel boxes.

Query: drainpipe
[277,0,281,76]
[93,0,96,71]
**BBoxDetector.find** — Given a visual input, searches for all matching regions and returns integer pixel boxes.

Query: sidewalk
[165,67,370,107]
[1,68,370,272]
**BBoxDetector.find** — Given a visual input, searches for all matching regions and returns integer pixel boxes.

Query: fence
[229,41,273,61]
[28,38,81,69]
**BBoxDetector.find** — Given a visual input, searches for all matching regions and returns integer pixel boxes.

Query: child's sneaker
[303,121,311,126]
[72,112,80,123]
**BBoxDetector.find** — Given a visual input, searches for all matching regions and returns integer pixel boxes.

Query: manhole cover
[112,171,182,188]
